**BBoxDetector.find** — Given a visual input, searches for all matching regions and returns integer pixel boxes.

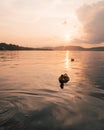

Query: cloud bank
[75,0,104,44]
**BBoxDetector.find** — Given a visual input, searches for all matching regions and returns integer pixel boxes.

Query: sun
[64,34,71,41]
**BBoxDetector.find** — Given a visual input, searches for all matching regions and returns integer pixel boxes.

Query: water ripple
[0,101,17,126]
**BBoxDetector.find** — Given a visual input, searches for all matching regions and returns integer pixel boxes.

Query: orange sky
[0,0,104,47]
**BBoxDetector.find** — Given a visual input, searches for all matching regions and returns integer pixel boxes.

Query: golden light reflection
[65,51,70,69]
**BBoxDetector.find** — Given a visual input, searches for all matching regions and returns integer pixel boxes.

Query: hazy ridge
[0,43,104,51]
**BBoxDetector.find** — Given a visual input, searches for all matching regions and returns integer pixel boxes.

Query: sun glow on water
[65,51,70,69]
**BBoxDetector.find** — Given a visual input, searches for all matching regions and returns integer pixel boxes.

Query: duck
[58,73,70,89]
[71,58,74,62]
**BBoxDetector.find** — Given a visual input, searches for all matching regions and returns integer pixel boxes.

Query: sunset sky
[0,0,104,47]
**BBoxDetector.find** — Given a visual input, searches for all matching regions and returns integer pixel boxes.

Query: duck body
[59,73,69,83]
[58,73,70,89]
[71,58,74,62]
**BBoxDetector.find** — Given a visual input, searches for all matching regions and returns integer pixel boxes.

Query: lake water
[0,51,104,130]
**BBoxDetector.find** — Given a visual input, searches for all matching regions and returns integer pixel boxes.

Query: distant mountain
[53,45,104,51]
[0,43,30,50]
[53,46,85,51]
[87,47,104,51]
[0,43,52,51]
[0,43,104,51]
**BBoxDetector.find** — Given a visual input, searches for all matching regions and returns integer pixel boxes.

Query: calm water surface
[0,51,104,130]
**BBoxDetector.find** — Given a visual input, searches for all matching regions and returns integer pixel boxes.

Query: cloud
[75,0,104,44]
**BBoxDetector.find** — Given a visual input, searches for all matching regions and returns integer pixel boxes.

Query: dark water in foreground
[0,51,104,130]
